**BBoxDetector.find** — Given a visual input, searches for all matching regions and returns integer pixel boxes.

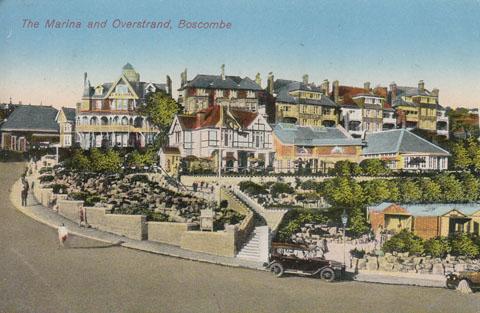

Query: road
[1,162,480,313]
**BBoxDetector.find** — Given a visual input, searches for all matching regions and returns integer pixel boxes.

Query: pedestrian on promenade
[58,223,69,247]
[21,186,28,206]
[31,180,35,192]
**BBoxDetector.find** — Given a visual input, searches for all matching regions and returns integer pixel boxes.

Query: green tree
[70,149,90,171]
[90,148,121,173]
[270,182,294,198]
[333,160,353,177]
[461,173,480,202]
[382,229,424,256]
[360,159,390,176]
[449,233,479,257]
[386,180,400,202]
[423,237,451,258]
[399,179,422,203]
[349,206,369,237]
[139,91,181,147]
[127,149,157,167]
[437,174,464,202]
[362,179,390,205]
[451,142,471,170]
[419,178,442,203]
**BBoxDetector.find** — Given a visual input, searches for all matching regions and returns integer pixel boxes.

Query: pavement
[3,162,480,313]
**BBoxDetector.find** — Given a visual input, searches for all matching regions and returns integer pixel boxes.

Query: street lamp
[341,209,348,267]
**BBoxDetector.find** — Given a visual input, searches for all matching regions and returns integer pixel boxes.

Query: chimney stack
[302,74,309,85]
[221,64,225,80]
[255,73,262,87]
[431,88,439,97]
[267,72,274,94]
[83,72,87,89]
[166,75,172,96]
[333,80,339,103]
[364,81,371,92]
[180,68,187,87]
[76,102,81,114]
[389,82,397,103]
[321,79,329,95]
[418,80,425,92]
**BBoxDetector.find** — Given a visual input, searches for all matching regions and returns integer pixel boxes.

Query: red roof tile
[177,105,258,130]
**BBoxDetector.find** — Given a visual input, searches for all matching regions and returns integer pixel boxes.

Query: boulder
[432,263,444,275]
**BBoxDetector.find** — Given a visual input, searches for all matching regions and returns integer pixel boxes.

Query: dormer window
[247,90,255,98]
[95,86,104,95]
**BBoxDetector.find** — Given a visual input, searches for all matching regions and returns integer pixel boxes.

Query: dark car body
[266,242,345,281]
[446,270,480,291]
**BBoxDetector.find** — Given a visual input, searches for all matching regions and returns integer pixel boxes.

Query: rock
[432,263,444,275]
[357,258,367,270]
[413,257,424,265]
[366,256,378,271]
[454,263,467,272]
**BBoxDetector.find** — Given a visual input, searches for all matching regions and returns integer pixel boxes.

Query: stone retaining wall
[57,199,84,222]
[148,222,198,246]
[180,226,236,257]
[353,253,480,275]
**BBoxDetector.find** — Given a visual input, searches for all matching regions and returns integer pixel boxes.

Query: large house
[163,105,274,172]
[369,202,480,239]
[177,66,264,114]
[76,63,171,149]
[362,129,450,171]
[273,123,364,173]
[269,75,338,127]
[0,105,75,151]
[390,80,449,138]
[333,81,389,137]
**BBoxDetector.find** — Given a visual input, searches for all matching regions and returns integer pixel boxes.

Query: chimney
[364,81,371,92]
[166,75,172,96]
[180,68,187,87]
[302,74,309,85]
[267,72,274,94]
[221,64,225,80]
[255,73,262,87]
[83,72,87,88]
[321,79,329,95]
[431,88,439,97]
[418,80,425,92]
[389,82,397,103]
[333,80,339,103]
[76,102,81,114]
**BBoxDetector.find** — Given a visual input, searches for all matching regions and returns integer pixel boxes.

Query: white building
[165,105,274,171]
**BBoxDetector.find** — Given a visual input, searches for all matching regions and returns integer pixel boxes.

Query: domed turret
[122,63,140,82]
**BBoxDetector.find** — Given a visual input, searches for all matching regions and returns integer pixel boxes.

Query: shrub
[270,182,294,198]
[382,230,424,256]
[423,237,451,258]
[350,248,366,258]
[50,184,68,194]
[39,167,53,174]
[449,233,479,257]
[39,175,54,183]
[276,209,328,242]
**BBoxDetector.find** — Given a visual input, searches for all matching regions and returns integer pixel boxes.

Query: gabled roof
[369,202,480,217]
[62,107,76,122]
[362,129,450,156]
[397,86,432,97]
[274,123,364,146]
[336,85,386,106]
[175,105,260,130]
[180,74,262,91]
[0,105,59,132]
[274,79,337,107]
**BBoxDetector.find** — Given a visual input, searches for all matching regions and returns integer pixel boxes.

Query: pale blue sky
[1,0,479,108]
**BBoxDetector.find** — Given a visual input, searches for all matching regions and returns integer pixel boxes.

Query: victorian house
[333,81,390,138]
[389,80,449,138]
[0,105,75,151]
[269,75,338,127]
[76,63,171,149]
[272,123,364,173]
[163,105,274,173]
[177,65,265,115]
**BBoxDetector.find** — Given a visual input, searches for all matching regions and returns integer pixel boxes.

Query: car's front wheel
[269,262,284,278]
[319,267,335,282]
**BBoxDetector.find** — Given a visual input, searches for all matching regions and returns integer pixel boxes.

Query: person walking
[58,223,69,247]
[21,186,28,206]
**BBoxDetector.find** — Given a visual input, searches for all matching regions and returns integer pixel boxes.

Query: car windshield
[275,247,317,259]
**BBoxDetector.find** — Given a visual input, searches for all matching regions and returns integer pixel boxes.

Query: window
[115,84,129,94]
[247,90,255,98]
[64,135,72,146]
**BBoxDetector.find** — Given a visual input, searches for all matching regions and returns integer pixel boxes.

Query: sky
[1,0,480,109]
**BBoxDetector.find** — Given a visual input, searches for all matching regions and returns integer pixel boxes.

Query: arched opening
[121,116,128,125]
[134,117,143,128]
[90,116,98,125]
[101,116,109,126]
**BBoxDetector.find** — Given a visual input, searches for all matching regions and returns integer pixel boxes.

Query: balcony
[76,124,156,133]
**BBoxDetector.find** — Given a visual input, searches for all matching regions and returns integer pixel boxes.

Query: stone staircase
[236,228,263,261]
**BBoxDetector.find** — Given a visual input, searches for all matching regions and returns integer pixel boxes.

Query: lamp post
[341,209,348,267]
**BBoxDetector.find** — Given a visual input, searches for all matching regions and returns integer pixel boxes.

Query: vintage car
[446,270,480,291]
[265,242,345,281]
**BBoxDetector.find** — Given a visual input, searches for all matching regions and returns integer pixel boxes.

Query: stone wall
[57,199,84,222]
[85,206,147,240]
[148,222,198,246]
[180,227,236,257]
[40,188,53,207]
[353,253,480,275]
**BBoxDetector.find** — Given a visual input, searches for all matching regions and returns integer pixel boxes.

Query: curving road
[1,162,480,313]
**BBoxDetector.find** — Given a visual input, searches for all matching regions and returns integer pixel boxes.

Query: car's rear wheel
[457,279,473,294]
[269,262,284,278]
[319,267,335,282]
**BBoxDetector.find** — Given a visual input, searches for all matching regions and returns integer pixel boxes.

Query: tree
[90,148,121,173]
[139,91,181,147]
[437,174,464,202]
[449,233,479,257]
[419,178,442,203]
[349,206,369,237]
[399,179,422,203]
[451,142,471,170]
[423,237,450,258]
[362,180,390,205]
[386,180,401,202]
[69,149,90,171]
[127,149,157,167]
[382,229,424,256]
[461,173,480,202]
[270,182,294,198]
[333,160,353,177]
[359,159,390,176]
